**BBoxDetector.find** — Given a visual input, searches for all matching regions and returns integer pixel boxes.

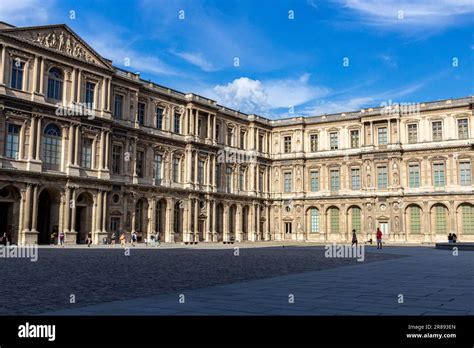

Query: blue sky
[2,0,473,118]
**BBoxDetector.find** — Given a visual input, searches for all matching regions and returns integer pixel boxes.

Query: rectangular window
[259,134,264,152]
[172,158,180,182]
[114,95,123,119]
[81,138,93,169]
[408,124,418,144]
[330,208,339,233]
[432,121,443,141]
[460,161,471,186]
[284,136,292,153]
[310,209,319,233]
[198,160,205,185]
[435,206,447,234]
[227,128,233,146]
[240,131,246,149]
[10,60,24,90]
[215,164,221,188]
[378,127,388,145]
[433,163,445,187]
[410,207,421,234]
[458,119,469,139]
[310,170,319,192]
[154,154,162,184]
[351,168,361,190]
[310,134,318,152]
[350,130,359,148]
[408,164,420,188]
[285,222,292,234]
[156,108,164,130]
[352,208,361,232]
[377,166,388,189]
[330,168,340,192]
[197,118,202,137]
[284,172,292,192]
[462,205,474,234]
[85,82,95,108]
[112,145,122,174]
[259,171,264,192]
[329,132,339,150]
[239,168,245,191]
[137,102,146,125]
[174,112,181,134]
[136,151,145,178]
[226,166,232,193]
[215,124,220,142]
[5,123,20,159]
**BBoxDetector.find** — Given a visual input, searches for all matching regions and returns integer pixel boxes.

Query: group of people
[447,233,458,243]
[49,232,66,246]
[351,227,384,249]
[109,231,161,247]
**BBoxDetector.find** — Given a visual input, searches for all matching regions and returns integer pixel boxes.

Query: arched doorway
[37,188,61,245]
[173,200,183,242]
[228,204,236,241]
[0,185,21,245]
[156,199,167,240]
[241,205,249,241]
[135,198,149,242]
[75,192,93,244]
[216,203,224,242]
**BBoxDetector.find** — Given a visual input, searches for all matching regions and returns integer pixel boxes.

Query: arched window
[409,205,421,234]
[434,205,448,234]
[462,204,474,234]
[351,207,361,232]
[47,67,63,101]
[309,208,319,233]
[43,124,62,170]
[329,207,340,233]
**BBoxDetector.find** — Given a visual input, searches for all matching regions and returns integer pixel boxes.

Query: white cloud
[0,0,54,25]
[337,0,474,28]
[302,97,374,116]
[172,51,216,72]
[208,75,329,114]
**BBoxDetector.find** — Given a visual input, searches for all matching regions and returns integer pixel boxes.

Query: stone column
[23,184,32,232]
[0,44,5,85]
[212,200,217,242]
[30,184,39,232]
[104,131,110,171]
[131,196,136,234]
[39,58,44,95]
[18,121,26,159]
[255,203,261,241]
[102,191,108,232]
[67,125,74,166]
[34,117,42,160]
[28,117,36,160]
[149,197,156,241]
[74,124,80,166]
[70,188,77,233]
[265,205,271,241]
[166,197,173,243]
[235,204,242,242]
[223,204,229,242]
[194,199,199,242]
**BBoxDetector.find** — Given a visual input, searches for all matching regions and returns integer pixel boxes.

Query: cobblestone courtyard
[0,243,473,315]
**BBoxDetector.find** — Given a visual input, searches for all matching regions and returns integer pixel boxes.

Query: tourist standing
[131,231,137,247]
[59,231,65,246]
[155,231,160,247]
[50,232,56,246]
[119,232,126,247]
[111,232,116,246]
[351,229,358,247]
[448,233,453,243]
[376,228,383,249]
[452,233,458,243]
[87,232,93,247]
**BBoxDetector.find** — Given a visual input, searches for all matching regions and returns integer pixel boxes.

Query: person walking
[119,232,126,247]
[131,231,137,247]
[59,231,65,247]
[351,229,358,247]
[376,227,383,249]
[50,232,56,246]
[448,233,453,243]
[111,232,116,246]
[155,231,160,247]
[452,233,458,243]
[87,232,93,247]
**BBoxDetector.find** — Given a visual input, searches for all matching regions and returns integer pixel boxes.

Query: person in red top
[376,228,383,249]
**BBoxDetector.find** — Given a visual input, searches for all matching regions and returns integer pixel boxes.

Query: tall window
[284,172,292,192]
[137,102,145,125]
[434,205,448,234]
[462,205,474,234]
[351,168,361,190]
[154,154,162,184]
[377,166,388,189]
[378,127,388,145]
[284,136,292,153]
[408,164,420,188]
[310,134,318,152]
[407,124,418,144]
[10,59,24,90]
[432,121,442,141]
[329,207,339,233]
[215,164,221,188]
[114,95,123,119]
[5,124,20,159]
[198,160,205,185]
[174,112,181,134]
[156,108,164,129]
[329,132,338,150]
[85,81,95,108]
[433,163,445,188]
[172,157,180,182]
[240,131,246,149]
[259,170,264,192]
[81,138,92,169]
[227,127,233,146]
[310,170,319,192]
[310,208,319,233]
[112,145,122,174]
[136,151,145,178]
[43,124,62,170]
[259,134,264,152]
[351,207,361,232]
[350,130,359,148]
[410,206,421,234]
[458,119,469,139]
[239,168,245,191]
[226,166,232,193]
[215,123,220,142]
[459,161,471,186]
[330,168,340,192]
[47,67,63,100]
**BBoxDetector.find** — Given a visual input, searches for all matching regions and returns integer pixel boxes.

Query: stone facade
[0,23,473,245]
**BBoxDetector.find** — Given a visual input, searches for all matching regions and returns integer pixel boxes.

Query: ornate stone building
[0,22,473,245]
